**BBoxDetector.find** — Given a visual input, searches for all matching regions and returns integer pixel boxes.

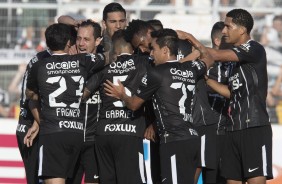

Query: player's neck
[52,50,68,55]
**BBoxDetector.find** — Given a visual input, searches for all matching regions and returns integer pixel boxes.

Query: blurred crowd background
[1,0,282,124]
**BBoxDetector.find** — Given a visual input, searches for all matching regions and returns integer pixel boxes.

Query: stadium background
[0,0,282,183]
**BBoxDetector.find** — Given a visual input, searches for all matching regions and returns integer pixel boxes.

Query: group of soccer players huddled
[15,2,273,184]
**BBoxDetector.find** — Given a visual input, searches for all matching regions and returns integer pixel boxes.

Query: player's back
[28,53,104,135]
[96,54,149,137]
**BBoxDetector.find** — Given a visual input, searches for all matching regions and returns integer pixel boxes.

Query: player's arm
[206,47,239,62]
[179,49,200,63]
[57,15,82,28]
[176,30,214,69]
[104,79,145,111]
[205,76,230,98]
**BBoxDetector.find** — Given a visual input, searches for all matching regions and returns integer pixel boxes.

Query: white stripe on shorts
[201,135,206,167]
[171,155,178,184]
[139,152,146,183]
[38,145,43,176]
[262,145,267,176]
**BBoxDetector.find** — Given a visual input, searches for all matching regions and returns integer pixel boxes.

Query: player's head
[150,28,178,65]
[147,19,163,31]
[211,21,225,49]
[112,29,133,61]
[102,2,127,38]
[177,39,193,61]
[125,19,154,53]
[76,19,102,53]
[223,9,253,45]
[45,23,75,51]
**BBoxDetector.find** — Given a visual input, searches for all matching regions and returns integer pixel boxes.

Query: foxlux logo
[46,60,79,70]
[59,121,83,130]
[170,68,193,78]
[109,59,134,69]
[104,124,136,133]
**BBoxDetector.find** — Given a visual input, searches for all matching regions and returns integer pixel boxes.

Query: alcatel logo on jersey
[46,60,79,70]
[170,68,193,78]
[104,124,136,133]
[109,59,134,69]
[59,121,83,130]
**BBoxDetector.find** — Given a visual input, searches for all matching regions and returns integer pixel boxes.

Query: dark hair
[103,2,126,21]
[147,19,163,31]
[125,19,153,43]
[210,21,225,46]
[177,39,192,58]
[226,9,253,34]
[151,28,178,56]
[79,19,102,39]
[112,29,131,47]
[45,23,73,51]
[69,25,77,46]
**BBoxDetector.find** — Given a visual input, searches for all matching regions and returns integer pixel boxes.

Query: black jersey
[86,54,150,137]
[136,60,206,144]
[80,90,101,142]
[16,50,52,136]
[227,40,270,131]
[192,61,233,134]
[27,53,105,135]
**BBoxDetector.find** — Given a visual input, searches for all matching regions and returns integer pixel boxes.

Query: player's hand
[104,79,125,100]
[24,122,39,147]
[176,30,192,40]
[69,45,78,55]
[144,124,156,142]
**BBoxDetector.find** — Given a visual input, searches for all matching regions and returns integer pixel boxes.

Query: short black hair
[211,21,225,46]
[45,23,74,51]
[147,19,163,31]
[226,9,254,34]
[103,2,126,21]
[125,19,153,43]
[151,28,178,56]
[79,19,102,39]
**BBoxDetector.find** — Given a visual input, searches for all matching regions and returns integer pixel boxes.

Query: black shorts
[197,124,217,169]
[221,126,273,181]
[95,135,146,184]
[17,134,39,184]
[38,132,83,179]
[197,124,227,183]
[159,138,200,184]
[66,141,99,184]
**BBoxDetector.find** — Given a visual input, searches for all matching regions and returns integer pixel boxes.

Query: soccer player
[206,9,273,184]
[193,21,233,184]
[66,19,102,184]
[82,29,149,184]
[104,28,214,184]
[25,23,105,184]
[16,49,52,184]
[100,2,127,52]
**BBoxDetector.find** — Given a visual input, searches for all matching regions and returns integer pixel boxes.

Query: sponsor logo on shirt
[170,68,194,78]
[229,73,242,90]
[59,121,83,130]
[108,59,136,74]
[86,91,101,104]
[104,124,136,133]
[46,60,79,70]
